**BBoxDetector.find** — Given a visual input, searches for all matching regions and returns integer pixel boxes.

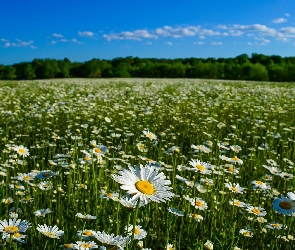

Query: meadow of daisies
[0,78,295,250]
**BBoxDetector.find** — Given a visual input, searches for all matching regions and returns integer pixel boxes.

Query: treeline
[1,53,295,81]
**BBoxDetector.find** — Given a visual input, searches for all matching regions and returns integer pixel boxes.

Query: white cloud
[211,42,222,45]
[3,39,34,48]
[285,13,290,17]
[52,33,63,38]
[272,17,287,24]
[103,29,157,41]
[254,37,270,45]
[166,41,173,45]
[78,31,95,37]
[193,41,204,45]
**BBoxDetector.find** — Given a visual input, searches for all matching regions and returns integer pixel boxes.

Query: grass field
[0,79,295,250]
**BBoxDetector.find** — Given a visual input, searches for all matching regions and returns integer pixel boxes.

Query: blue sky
[1,0,295,65]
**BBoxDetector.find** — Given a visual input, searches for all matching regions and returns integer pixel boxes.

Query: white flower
[14,145,29,157]
[112,164,174,205]
[125,225,147,240]
[73,240,98,249]
[272,194,295,215]
[92,231,129,249]
[0,218,31,234]
[36,224,64,238]
[204,240,213,250]
[143,130,157,140]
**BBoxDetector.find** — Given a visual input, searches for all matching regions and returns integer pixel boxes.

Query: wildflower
[76,229,95,240]
[166,243,174,250]
[251,180,268,190]
[36,224,64,239]
[272,194,295,215]
[34,208,52,217]
[223,164,239,175]
[14,145,29,157]
[92,231,129,249]
[166,146,180,155]
[126,225,147,240]
[256,217,267,223]
[143,130,157,140]
[230,145,241,153]
[2,197,14,204]
[189,213,203,222]
[111,164,174,205]
[73,241,98,249]
[15,172,37,184]
[0,218,31,234]
[38,181,53,190]
[75,213,96,220]
[37,170,59,179]
[60,243,75,249]
[168,207,184,216]
[224,182,245,194]
[204,240,213,250]
[2,232,26,244]
[188,159,212,174]
[136,142,148,152]
[246,206,267,217]
[229,199,246,207]
[239,228,253,237]
[190,197,208,210]
[266,223,283,230]
[228,156,243,165]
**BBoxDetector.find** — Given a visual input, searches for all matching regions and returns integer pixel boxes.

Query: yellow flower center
[231,187,238,192]
[13,233,21,238]
[23,176,30,181]
[279,201,292,210]
[193,214,199,219]
[271,224,280,228]
[64,244,72,249]
[232,157,239,162]
[196,164,205,171]
[147,133,153,138]
[18,148,25,154]
[195,200,203,207]
[4,226,19,233]
[106,193,113,197]
[252,208,261,214]
[44,232,55,238]
[256,181,263,185]
[15,185,21,189]
[81,244,91,248]
[243,231,251,237]
[234,201,240,206]
[83,230,92,236]
[95,148,102,153]
[228,167,234,172]
[135,180,155,195]
[84,157,91,161]
[134,228,140,234]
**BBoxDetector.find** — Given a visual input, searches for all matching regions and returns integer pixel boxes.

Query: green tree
[248,63,268,81]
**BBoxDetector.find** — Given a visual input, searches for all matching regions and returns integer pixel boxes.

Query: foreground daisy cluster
[0,78,295,249]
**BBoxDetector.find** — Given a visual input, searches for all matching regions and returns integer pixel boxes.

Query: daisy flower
[125,225,147,240]
[73,240,98,249]
[0,218,31,234]
[34,208,52,217]
[143,130,157,140]
[92,231,129,249]
[75,213,96,220]
[251,180,269,190]
[118,196,145,208]
[168,207,184,216]
[266,223,283,230]
[224,182,245,194]
[76,229,95,240]
[188,159,212,174]
[229,199,247,208]
[239,228,253,237]
[2,232,26,244]
[167,243,174,250]
[14,145,29,157]
[228,156,243,165]
[190,197,208,210]
[60,243,75,250]
[230,145,242,153]
[189,213,204,222]
[111,164,174,205]
[272,194,295,215]
[2,197,14,204]
[246,206,267,217]
[36,224,64,239]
